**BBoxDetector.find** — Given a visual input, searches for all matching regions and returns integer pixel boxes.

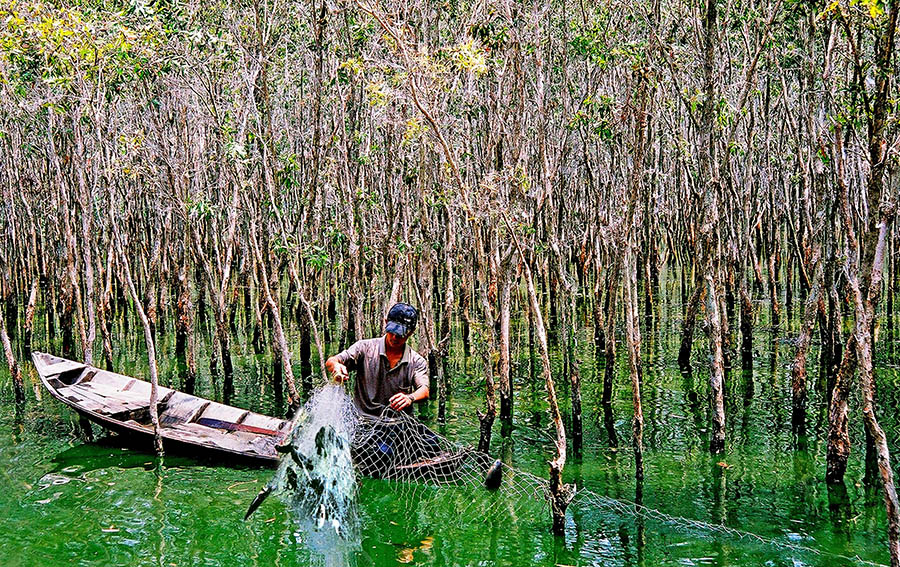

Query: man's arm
[388,354,430,411]
[388,384,429,411]
[326,341,363,383]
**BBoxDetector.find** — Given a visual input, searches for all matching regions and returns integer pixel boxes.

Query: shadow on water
[827,481,853,540]
[48,433,272,473]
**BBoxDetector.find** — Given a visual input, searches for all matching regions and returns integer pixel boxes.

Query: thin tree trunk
[498,276,513,428]
[248,220,300,409]
[0,304,24,404]
[113,230,163,456]
[791,246,823,434]
[505,214,572,535]
[75,125,96,366]
[678,283,703,369]
[739,277,754,369]
[624,246,644,488]
[602,267,620,403]
[23,277,38,355]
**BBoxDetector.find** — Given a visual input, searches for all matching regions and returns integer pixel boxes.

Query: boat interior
[33,352,290,458]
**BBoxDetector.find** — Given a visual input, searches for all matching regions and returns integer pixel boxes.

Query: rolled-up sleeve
[412,356,429,390]
[334,340,365,371]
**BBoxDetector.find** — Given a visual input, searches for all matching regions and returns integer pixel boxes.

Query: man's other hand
[389,393,412,411]
[331,362,349,383]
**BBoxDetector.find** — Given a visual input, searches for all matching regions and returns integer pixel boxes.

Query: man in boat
[325,303,438,477]
[325,302,429,415]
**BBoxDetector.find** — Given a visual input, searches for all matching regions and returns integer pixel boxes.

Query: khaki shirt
[334,337,429,416]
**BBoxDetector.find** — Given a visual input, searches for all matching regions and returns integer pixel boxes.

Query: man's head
[385,302,418,339]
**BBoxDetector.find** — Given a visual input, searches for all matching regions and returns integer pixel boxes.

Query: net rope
[266,385,886,567]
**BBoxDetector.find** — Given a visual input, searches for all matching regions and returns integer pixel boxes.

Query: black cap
[386,303,418,337]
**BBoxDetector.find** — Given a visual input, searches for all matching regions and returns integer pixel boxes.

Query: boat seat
[42,360,86,377]
[160,395,209,426]
[42,361,87,385]
[197,403,247,425]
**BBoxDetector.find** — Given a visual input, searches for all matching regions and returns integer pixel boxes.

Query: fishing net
[250,384,547,524]
[249,385,886,567]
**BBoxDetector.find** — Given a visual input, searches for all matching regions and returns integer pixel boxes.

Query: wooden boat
[32,352,290,464]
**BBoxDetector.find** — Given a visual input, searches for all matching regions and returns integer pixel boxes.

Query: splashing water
[277,385,359,535]
[246,384,361,565]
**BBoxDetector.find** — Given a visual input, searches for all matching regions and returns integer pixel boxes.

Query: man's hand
[331,361,349,383]
[389,392,413,411]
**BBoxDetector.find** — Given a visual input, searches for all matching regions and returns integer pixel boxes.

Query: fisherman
[325,302,429,416]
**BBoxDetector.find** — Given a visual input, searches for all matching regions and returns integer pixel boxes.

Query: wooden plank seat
[159,394,209,426]
[198,403,248,424]
[42,360,86,378]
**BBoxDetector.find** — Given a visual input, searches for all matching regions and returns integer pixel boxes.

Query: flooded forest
[1,0,900,566]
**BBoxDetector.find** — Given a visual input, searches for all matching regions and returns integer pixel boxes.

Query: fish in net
[245,384,360,539]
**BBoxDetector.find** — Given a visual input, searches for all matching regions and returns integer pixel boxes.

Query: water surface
[1,305,897,566]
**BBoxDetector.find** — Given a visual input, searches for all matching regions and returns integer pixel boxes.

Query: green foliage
[364,80,389,106]
[451,39,488,74]
[186,195,215,220]
[570,22,611,67]
[567,94,617,141]
[326,223,348,247]
[0,1,177,96]
[276,154,300,190]
[337,57,364,84]
[570,14,647,68]
[468,16,508,50]
[272,234,297,256]
[303,244,329,269]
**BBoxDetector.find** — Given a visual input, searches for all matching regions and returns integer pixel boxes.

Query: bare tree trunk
[791,247,823,434]
[75,125,96,366]
[678,283,702,369]
[113,229,163,456]
[739,277,754,369]
[624,246,644,489]
[23,277,38,355]
[766,237,782,329]
[175,241,197,394]
[498,276,513,429]
[0,304,24,404]
[474,229,498,454]
[98,245,115,371]
[853,211,899,564]
[602,266,620,403]
[506,214,572,535]
[706,270,727,454]
[248,218,300,409]
[569,362,583,458]
[826,126,858,485]
[699,0,726,455]
[300,315,312,396]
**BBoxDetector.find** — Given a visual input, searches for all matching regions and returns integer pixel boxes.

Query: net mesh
[260,385,886,567]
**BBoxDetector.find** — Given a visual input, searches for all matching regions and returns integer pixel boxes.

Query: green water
[1,309,898,566]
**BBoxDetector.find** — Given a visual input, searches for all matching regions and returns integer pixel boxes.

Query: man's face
[385,331,408,349]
